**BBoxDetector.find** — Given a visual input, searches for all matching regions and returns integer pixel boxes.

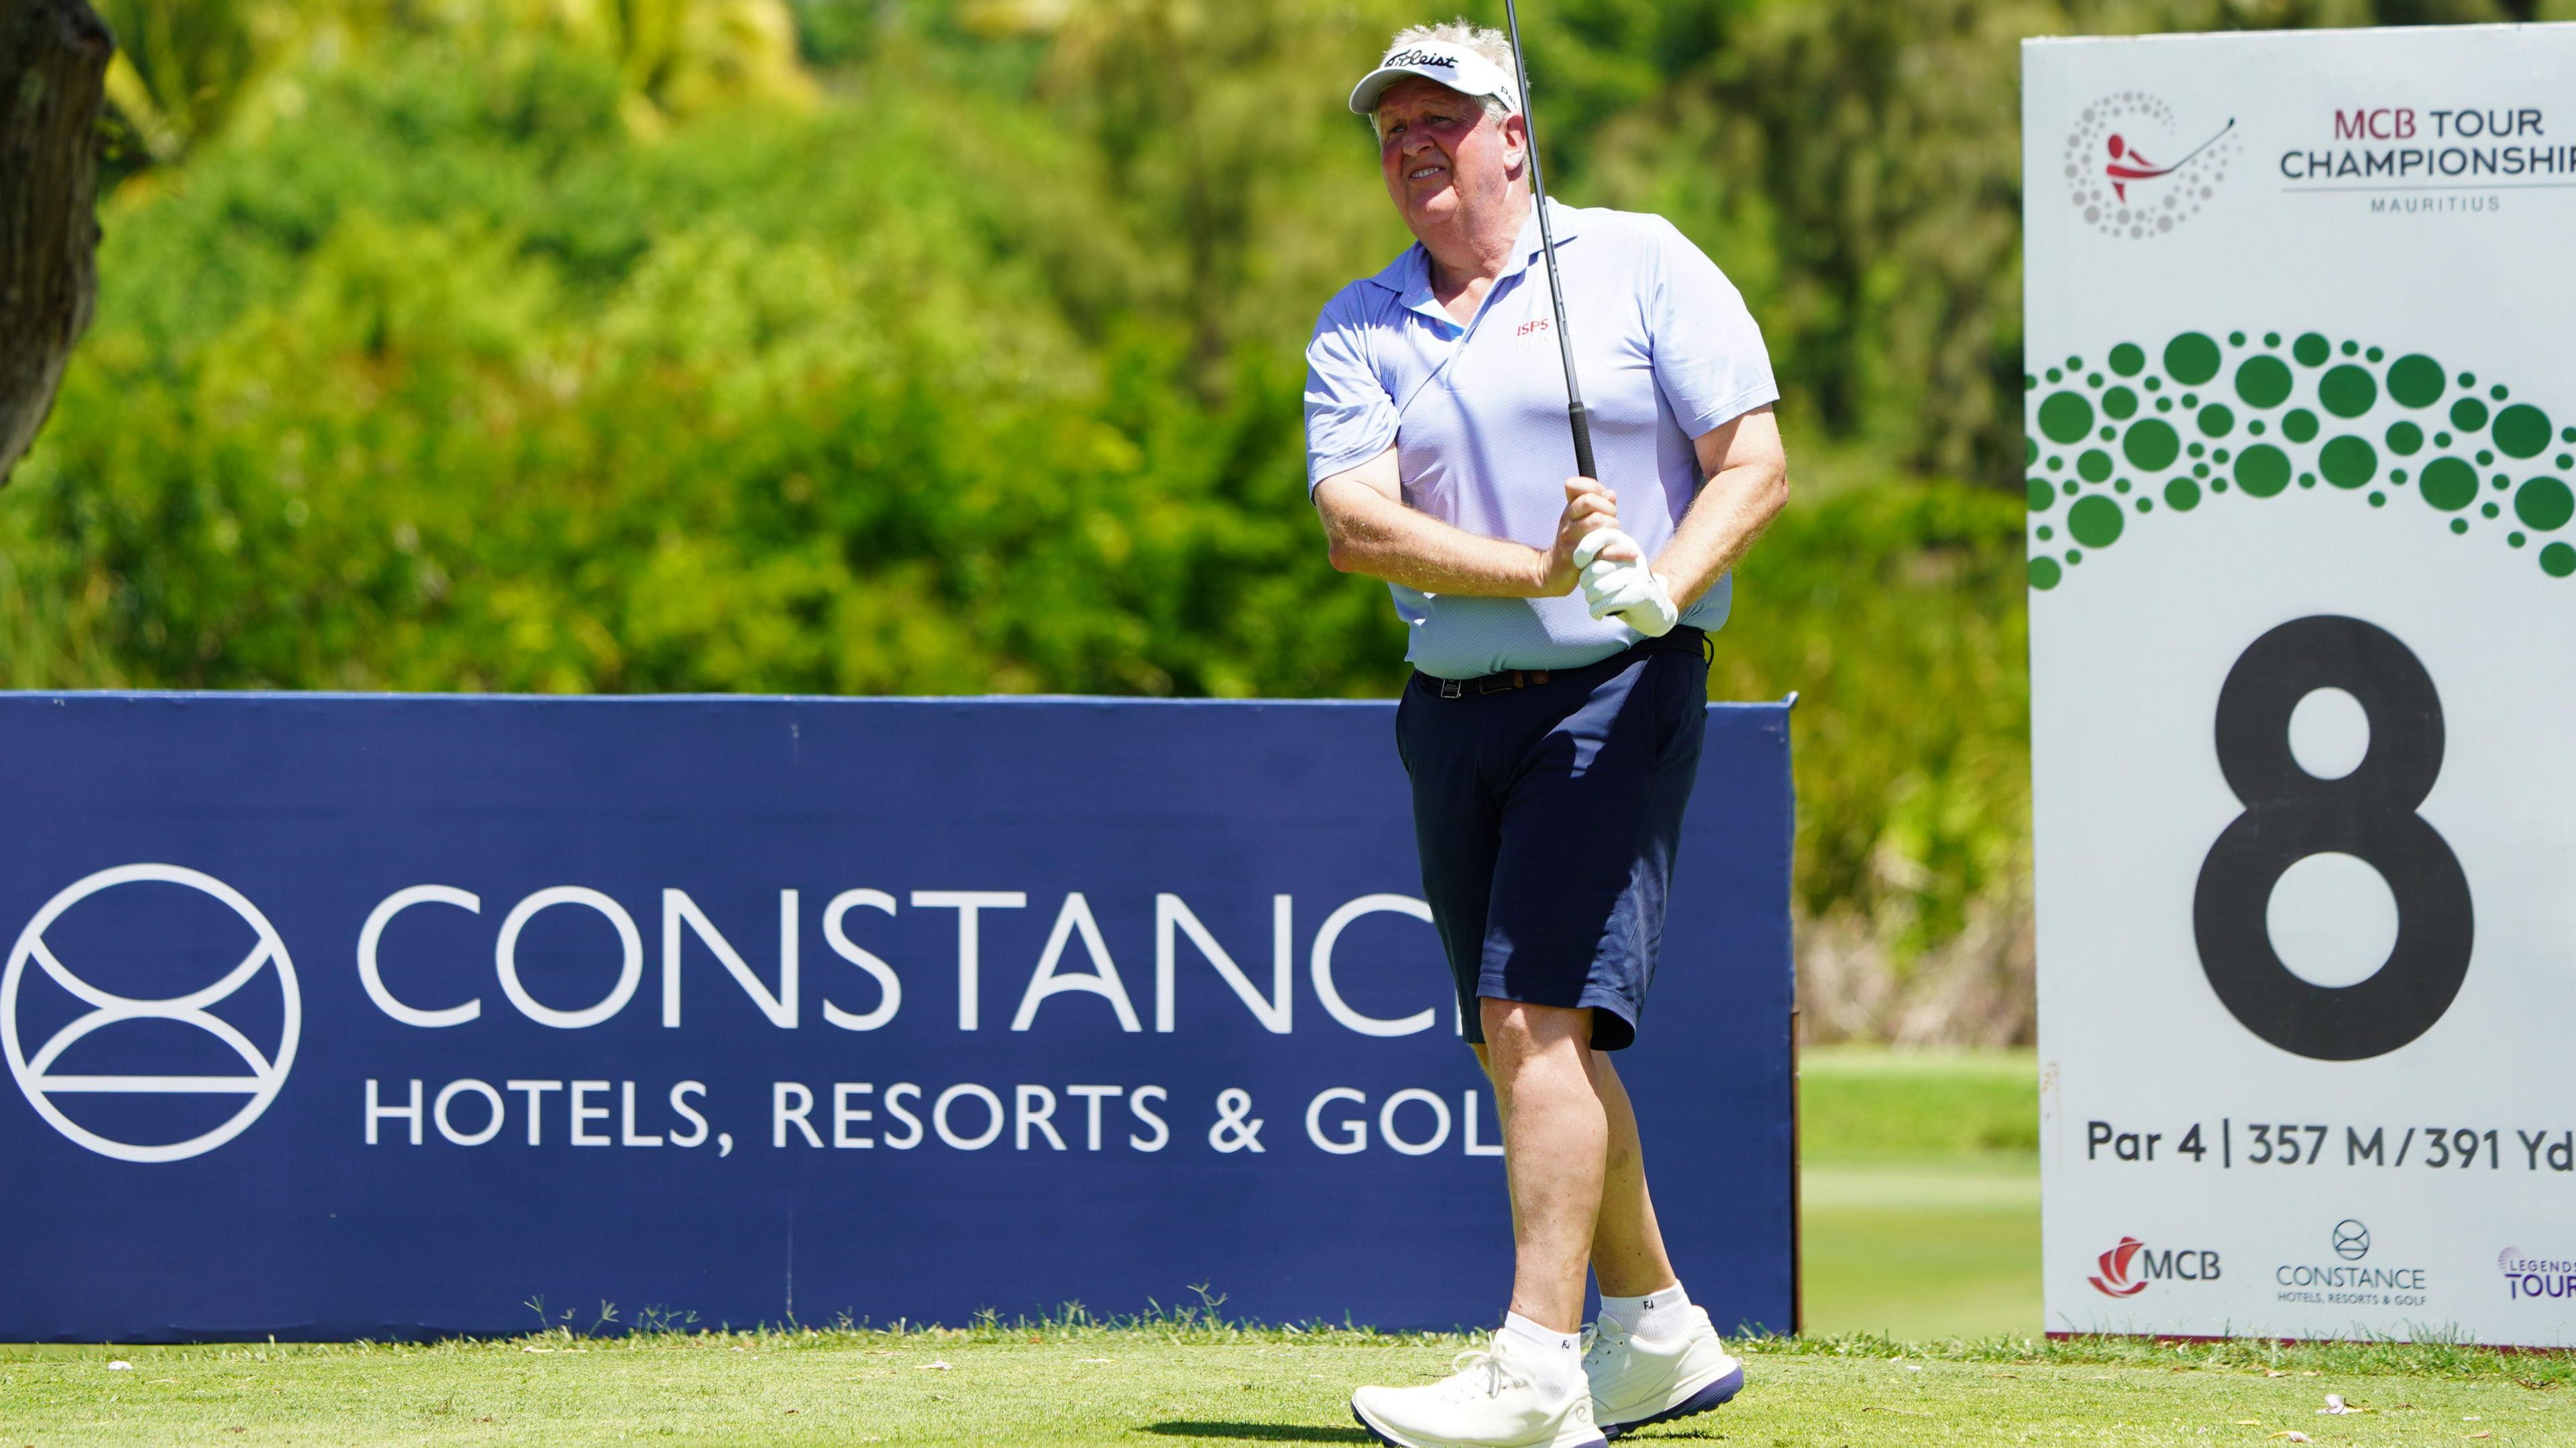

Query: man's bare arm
[1313,446,1619,598]
[1652,405,1790,607]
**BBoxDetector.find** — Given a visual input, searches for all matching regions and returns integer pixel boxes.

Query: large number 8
[2193,615,2474,1060]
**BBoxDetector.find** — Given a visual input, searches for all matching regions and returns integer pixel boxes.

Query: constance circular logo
[3,865,300,1163]
[2064,93,2240,239]
[2332,1219,2373,1261]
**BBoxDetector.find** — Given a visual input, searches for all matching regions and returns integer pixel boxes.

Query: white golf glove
[1572,528,1680,637]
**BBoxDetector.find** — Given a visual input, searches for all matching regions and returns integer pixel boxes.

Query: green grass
[1800,1046,2040,1340]
[3,1327,2568,1446]
[1800,1046,2039,1161]
[25,1052,2548,1444]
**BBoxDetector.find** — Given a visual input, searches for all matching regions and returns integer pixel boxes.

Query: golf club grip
[1566,402,1596,481]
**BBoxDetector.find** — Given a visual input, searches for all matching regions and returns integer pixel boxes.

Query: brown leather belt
[1434,669,1550,699]
[1426,627,1708,700]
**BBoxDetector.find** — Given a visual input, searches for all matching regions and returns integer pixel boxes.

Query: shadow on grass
[1140,1424,1373,1443]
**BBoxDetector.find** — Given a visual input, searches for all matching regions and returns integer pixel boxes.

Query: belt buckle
[1438,678,1463,700]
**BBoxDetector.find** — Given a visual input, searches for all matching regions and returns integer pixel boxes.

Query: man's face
[1375,76,1523,234]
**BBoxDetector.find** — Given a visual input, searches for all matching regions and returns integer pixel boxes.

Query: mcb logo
[2090,1235,2222,1297]
[2,865,300,1163]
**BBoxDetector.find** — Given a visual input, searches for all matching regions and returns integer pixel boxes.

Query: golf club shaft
[1502,0,1596,482]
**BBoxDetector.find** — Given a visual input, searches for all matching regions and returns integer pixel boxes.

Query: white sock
[1599,1280,1693,1342]
[1498,1311,1585,1398]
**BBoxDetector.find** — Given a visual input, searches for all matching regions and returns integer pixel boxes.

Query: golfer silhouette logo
[2062,95,2240,239]
[3,865,301,1163]
[2102,125,2233,203]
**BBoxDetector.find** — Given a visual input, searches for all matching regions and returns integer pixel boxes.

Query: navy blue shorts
[1394,630,1709,1052]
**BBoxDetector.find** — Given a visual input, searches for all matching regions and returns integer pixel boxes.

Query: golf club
[1501,0,1595,482]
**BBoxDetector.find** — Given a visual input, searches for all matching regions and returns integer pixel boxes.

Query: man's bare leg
[1473,1036,1678,1308]
[1479,998,1607,1333]
[1588,1052,1678,1298]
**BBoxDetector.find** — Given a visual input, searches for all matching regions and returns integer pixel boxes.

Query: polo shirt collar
[1367,198,1585,329]
[1515,196,1584,264]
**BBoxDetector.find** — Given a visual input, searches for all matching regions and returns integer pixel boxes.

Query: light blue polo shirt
[1303,200,1777,679]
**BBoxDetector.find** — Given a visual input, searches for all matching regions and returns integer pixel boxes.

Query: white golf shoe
[1581,1306,1743,1438]
[1350,1333,1607,1448]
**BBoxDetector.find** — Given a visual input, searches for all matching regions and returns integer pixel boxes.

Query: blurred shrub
[0,4,2119,1033]
[2,23,2030,958]
[92,0,813,184]
[6,35,1391,699]
[1719,481,2029,954]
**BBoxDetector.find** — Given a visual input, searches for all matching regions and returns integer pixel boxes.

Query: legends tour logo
[2499,1248,2576,1303]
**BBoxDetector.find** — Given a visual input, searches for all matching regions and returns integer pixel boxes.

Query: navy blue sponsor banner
[0,694,1792,1341]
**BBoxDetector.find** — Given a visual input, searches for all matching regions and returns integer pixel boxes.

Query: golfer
[1306,21,1788,1448]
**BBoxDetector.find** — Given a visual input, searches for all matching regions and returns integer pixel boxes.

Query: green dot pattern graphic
[2067,495,2125,549]
[2319,365,2377,419]
[2387,354,2445,408]
[2236,445,2290,498]
[2421,457,2479,511]
[2165,333,2222,386]
[2123,419,2180,472]
[2320,436,2377,488]
[2235,355,2293,409]
[2025,329,2568,588]
[2518,477,2573,532]
[2497,404,2553,459]
[2038,391,2093,445]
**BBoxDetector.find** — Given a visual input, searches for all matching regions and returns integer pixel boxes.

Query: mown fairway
[4,1331,2568,1447]
[1799,1046,2041,1340]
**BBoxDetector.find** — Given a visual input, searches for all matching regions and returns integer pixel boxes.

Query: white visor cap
[1348,39,1522,120]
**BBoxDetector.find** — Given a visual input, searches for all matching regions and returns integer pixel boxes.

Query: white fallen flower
[920,1360,953,1371]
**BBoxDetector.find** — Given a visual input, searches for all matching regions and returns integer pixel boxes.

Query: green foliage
[7,36,1393,699]
[13,0,2550,958]
[1719,480,2030,952]
[91,0,814,185]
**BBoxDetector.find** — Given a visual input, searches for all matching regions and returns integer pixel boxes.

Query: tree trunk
[0,0,111,485]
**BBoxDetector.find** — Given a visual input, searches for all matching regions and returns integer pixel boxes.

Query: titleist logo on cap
[1381,48,1458,69]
